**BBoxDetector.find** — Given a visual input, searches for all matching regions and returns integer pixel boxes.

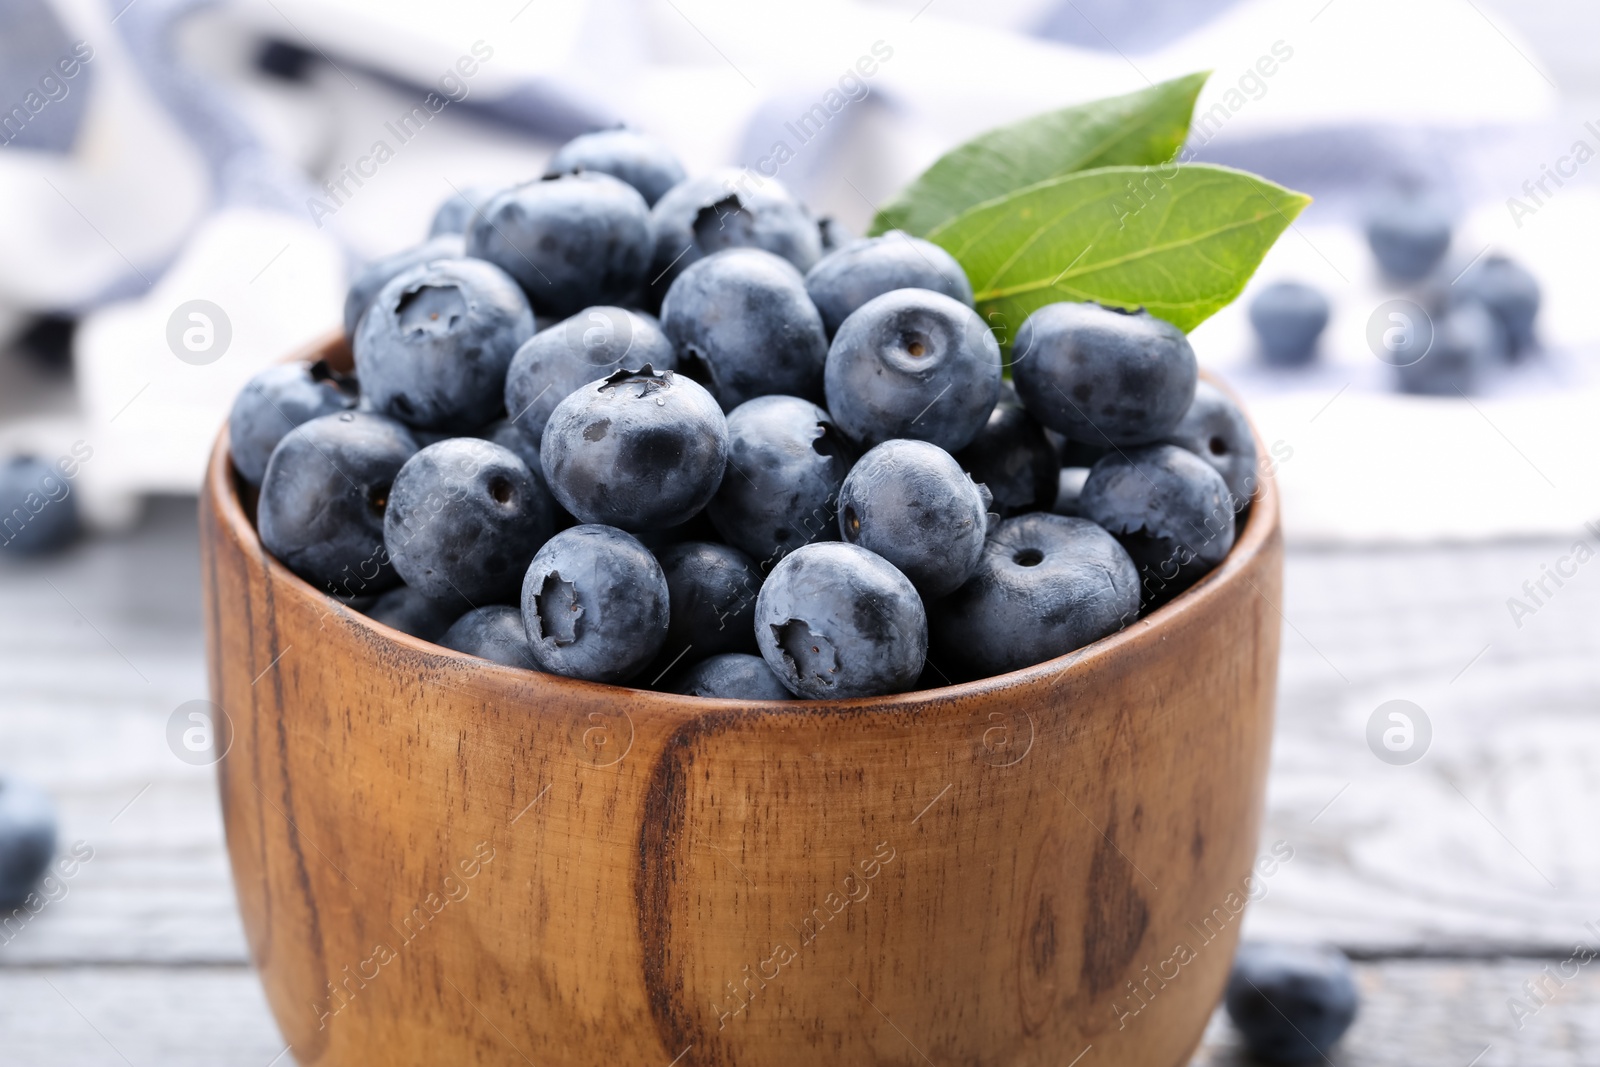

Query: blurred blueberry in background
[0,455,80,555]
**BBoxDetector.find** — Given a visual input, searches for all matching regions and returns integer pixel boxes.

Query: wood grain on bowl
[201,333,1282,1067]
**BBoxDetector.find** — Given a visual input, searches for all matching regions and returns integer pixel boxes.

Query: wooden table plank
[1246,542,1600,953]
[1,499,251,965]
[0,966,286,1066]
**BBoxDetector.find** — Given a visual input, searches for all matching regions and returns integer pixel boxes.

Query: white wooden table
[2,498,1597,1064]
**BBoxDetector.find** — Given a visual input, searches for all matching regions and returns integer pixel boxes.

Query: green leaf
[869,72,1210,238]
[929,164,1310,337]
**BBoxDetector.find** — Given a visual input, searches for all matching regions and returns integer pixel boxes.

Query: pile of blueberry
[1249,184,1542,395]
[234,127,1261,701]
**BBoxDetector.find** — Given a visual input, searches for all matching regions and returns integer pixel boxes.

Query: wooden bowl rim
[205,334,1280,713]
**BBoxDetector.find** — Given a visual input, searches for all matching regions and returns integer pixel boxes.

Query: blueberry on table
[660,248,830,409]
[229,360,359,486]
[385,438,556,605]
[0,456,81,556]
[504,306,676,447]
[929,513,1138,679]
[838,439,991,599]
[674,653,792,701]
[1080,444,1235,611]
[258,412,419,596]
[754,542,927,699]
[804,230,973,337]
[363,584,472,642]
[1395,301,1501,396]
[544,127,687,208]
[706,395,854,565]
[0,776,56,907]
[1249,282,1330,367]
[954,399,1060,518]
[1453,254,1540,359]
[440,604,539,669]
[520,525,669,684]
[825,288,1002,452]
[655,541,763,665]
[466,172,652,317]
[427,185,498,238]
[1012,302,1197,448]
[1159,381,1259,507]
[343,234,464,338]
[647,168,822,298]
[1226,942,1359,1064]
[1365,188,1452,281]
[354,257,534,432]
[540,366,728,531]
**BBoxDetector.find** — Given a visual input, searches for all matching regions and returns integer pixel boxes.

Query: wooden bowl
[201,335,1282,1067]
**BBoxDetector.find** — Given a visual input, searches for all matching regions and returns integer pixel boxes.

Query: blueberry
[655,541,762,667]
[385,438,555,604]
[1453,254,1540,358]
[754,542,927,699]
[674,653,792,701]
[1249,282,1330,367]
[929,513,1138,678]
[1395,301,1501,396]
[1159,381,1259,507]
[1052,467,1090,517]
[1080,444,1234,610]
[520,524,669,683]
[660,248,830,409]
[0,456,81,556]
[504,306,676,447]
[258,412,418,596]
[1226,942,1359,1064]
[440,604,539,669]
[228,360,359,485]
[647,169,822,299]
[474,421,571,527]
[825,288,1002,452]
[363,584,471,642]
[1366,187,1451,281]
[541,367,728,530]
[0,776,56,907]
[427,185,498,238]
[1012,302,1197,447]
[954,399,1060,518]
[838,440,990,598]
[707,395,854,565]
[544,127,687,207]
[354,257,535,431]
[466,172,652,317]
[343,234,464,337]
[804,230,974,337]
